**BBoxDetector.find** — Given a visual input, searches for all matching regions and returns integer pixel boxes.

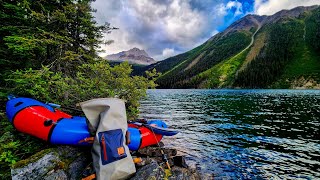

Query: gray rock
[169,166,201,180]
[130,161,165,180]
[44,170,68,180]
[131,157,201,180]
[173,156,188,168]
[11,147,91,180]
[12,152,61,180]
[137,146,177,157]
[56,146,89,159]
[11,146,205,180]
[68,155,90,180]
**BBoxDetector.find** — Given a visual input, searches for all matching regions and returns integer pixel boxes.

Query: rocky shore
[11,145,211,180]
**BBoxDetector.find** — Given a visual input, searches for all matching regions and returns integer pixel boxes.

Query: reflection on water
[139,89,320,179]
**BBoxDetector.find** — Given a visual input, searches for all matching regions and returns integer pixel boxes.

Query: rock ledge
[11,146,205,180]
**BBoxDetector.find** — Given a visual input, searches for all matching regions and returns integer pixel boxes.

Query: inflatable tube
[6,97,177,151]
[131,121,179,136]
[127,124,163,151]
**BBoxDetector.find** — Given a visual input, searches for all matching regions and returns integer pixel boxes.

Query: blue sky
[92,0,320,60]
[221,0,254,29]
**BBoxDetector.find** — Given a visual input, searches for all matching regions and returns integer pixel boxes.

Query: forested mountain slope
[139,5,320,89]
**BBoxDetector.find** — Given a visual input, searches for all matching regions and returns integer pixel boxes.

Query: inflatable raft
[6,97,178,151]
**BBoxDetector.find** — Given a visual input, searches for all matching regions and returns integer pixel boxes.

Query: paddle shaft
[148,123,171,170]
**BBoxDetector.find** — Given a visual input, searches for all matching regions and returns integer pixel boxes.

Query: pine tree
[0,0,114,82]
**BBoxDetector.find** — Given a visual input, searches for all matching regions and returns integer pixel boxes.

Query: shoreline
[10,145,211,179]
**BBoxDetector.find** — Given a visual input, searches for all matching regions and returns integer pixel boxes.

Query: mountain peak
[105,48,156,65]
[127,48,149,57]
[222,14,265,35]
[265,5,319,23]
[221,5,319,36]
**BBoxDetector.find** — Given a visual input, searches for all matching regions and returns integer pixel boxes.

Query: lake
[139,89,320,179]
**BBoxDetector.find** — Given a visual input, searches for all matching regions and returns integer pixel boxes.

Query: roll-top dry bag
[80,98,136,180]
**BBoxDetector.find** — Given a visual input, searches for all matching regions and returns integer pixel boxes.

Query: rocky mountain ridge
[218,5,319,37]
[105,47,156,65]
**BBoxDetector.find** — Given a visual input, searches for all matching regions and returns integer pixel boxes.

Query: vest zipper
[101,134,107,161]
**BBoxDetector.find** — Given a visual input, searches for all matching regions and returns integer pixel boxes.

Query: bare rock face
[222,14,265,36]
[105,48,157,65]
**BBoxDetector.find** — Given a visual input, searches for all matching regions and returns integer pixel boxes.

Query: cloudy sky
[92,0,320,60]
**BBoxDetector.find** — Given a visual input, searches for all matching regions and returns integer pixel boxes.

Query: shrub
[7,61,159,120]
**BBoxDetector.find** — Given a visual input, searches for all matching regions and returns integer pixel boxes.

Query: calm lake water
[139,89,320,179]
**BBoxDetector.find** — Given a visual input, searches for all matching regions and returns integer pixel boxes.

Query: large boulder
[11,146,91,180]
[130,160,166,180]
[131,159,201,180]
[12,151,62,180]
[169,166,201,180]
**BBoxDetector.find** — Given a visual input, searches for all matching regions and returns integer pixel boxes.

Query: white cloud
[162,48,175,58]
[215,1,244,18]
[226,1,244,16]
[92,0,212,60]
[100,29,145,57]
[254,0,320,15]
[211,30,219,36]
[91,0,145,57]
[130,0,207,47]
[214,3,228,17]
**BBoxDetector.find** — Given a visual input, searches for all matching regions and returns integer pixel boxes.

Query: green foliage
[6,67,62,102]
[234,19,306,88]
[191,49,249,88]
[7,62,159,119]
[0,0,111,84]
[272,40,320,88]
[0,110,49,179]
[234,8,320,88]
[249,27,257,33]
[155,31,252,88]
[0,0,158,178]
[305,8,320,51]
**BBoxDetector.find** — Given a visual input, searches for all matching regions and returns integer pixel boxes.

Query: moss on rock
[13,149,56,169]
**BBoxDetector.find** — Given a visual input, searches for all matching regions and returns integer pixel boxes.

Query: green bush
[0,110,50,178]
[7,61,159,120]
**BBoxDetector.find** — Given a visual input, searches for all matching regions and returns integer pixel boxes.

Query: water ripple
[139,89,320,179]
